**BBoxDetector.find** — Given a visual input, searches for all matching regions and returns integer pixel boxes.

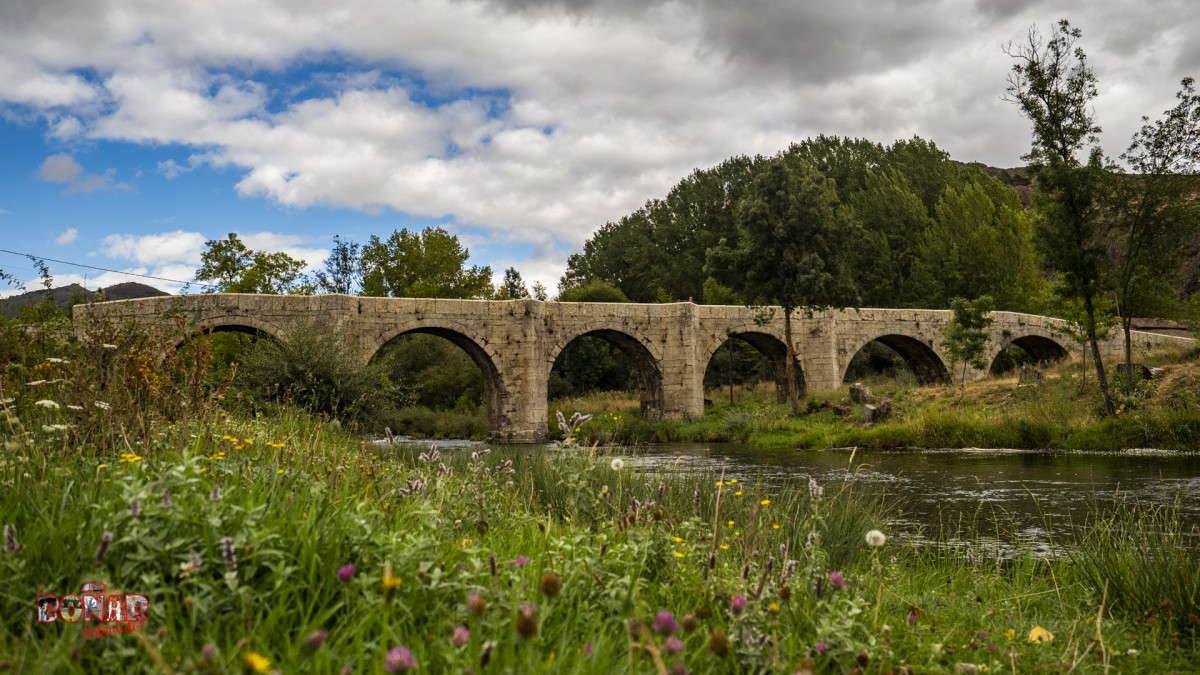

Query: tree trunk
[784,307,799,416]
[1123,316,1134,396]
[1083,293,1115,416]
[728,337,735,405]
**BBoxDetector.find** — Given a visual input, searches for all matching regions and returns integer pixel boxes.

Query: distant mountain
[0,282,168,318]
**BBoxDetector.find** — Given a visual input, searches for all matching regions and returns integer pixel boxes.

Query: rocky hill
[0,282,168,318]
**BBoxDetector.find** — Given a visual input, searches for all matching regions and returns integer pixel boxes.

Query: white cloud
[55,227,78,245]
[37,153,134,194]
[101,230,209,265]
[157,159,191,179]
[37,153,82,182]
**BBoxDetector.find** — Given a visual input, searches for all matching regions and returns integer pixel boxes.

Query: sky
[1,0,1197,297]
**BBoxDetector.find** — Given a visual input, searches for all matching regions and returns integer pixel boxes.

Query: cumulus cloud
[101,230,209,265]
[54,227,78,245]
[3,0,1198,266]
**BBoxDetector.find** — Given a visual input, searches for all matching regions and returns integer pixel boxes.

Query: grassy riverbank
[2,405,1198,673]
[554,349,1200,451]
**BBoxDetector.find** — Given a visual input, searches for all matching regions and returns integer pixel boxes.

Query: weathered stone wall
[76,295,1194,442]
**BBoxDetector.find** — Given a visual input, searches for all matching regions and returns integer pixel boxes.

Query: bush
[234,320,407,428]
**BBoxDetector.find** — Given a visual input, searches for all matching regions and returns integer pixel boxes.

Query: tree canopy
[360,227,493,299]
[195,233,310,294]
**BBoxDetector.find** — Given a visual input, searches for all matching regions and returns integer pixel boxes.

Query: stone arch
[174,316,287,350]
[699,328,806,402]
[546,327,666,420]
[842,333,949,384]
[369,322,507,438]
[988,330,1070,373]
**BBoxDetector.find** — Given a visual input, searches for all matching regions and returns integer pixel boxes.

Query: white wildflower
[866,530,887,547]
[0,398,13,405]
[41,424,70,432]
[66,405,83,411]
[35,400,60,409]
[102,343,118,350]
[27,380,47,386]
[46,358,68,364]
[610,458,625,471]
[94,401,111,410]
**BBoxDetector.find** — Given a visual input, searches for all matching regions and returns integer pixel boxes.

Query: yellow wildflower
[768,602,779,613]
[1028,626,1053,643]
[673,537,684,543]
[772,523,780,529]
[760,499,770,505]
[243,652,270,673]
[735,491,743,496]
[277,469,285,474]
[97,464,106,469]
[674,552,684,558]
[1005,629,1015,641]
[719,545,729,550]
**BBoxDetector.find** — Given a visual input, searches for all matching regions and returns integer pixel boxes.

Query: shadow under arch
[549,329,665,420]
[844,334,948,384]
[174,321,282,351]
[990,334,1069,373]
[704,331,806,403]
[370,327,506,437]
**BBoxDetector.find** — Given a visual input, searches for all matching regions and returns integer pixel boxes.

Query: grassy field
[552,348,1200,451]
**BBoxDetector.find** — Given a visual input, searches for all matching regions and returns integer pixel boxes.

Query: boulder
[863,398,892,424]
[1116,362,1152,381]
[849,382,876,404]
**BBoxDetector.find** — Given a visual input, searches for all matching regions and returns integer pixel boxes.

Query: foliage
[313,235,363,295]
[360,227,493,299]
[233,320,407,427]
[497,267,531,300]
[195,233,312,294]
[941,295,995,394]
[558,279,630,303]
[375,333,484,412]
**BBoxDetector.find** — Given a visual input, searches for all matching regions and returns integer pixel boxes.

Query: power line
[0,248,195,286]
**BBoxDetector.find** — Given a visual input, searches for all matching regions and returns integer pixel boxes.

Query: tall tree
[195,233,310,294]
[497,267,531,300]
[314,236,363,295]
[941,295,995,399]
[1005,19,1116,415]
[707,161,859,414]
[1108,78,1200,392]
[360,227,492,299]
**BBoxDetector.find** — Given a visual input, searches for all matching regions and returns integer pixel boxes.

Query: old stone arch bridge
[77,294,1191,442]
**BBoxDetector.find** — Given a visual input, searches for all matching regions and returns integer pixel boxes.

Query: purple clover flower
[829,571,846,590]
[816,641,828,655]
[729,595,747,614]
[337,564,355,582]
[664,636,684,655]
[385,646,417,672]
[653,610,679,635]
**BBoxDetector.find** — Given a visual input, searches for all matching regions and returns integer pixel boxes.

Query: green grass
[1,406,1198,673]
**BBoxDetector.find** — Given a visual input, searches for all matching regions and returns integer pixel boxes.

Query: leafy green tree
[360,227,492,299]
[1005,19,1116,415]
[707,161,859,414]
[558,279,630,303]
[196,233,311,294]
[847,169,930,307]
[530,281,549,301]
[497,267,530,300]
[551,279,634,398]
[1107,78,1200,392]
[314,236,363,295]
[941,295,995,398]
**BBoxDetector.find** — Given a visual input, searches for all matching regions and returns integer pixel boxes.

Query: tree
[360,227,493,299]
[314,236,363,295]
[1108,78,1200,393]
[195,233,311,294]
[558,279,630,303]
[530,281,549,301]
[941,295,995,398]
[1005,20,1116,416]
[497,267,530,300]
[707,160,859,415]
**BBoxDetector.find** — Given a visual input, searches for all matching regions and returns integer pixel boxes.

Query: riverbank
[2,406,1197,673]
[552,349,1200,451]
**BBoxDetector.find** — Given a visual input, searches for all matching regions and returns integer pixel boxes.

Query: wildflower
[1027,626,1053,643]
[772,523,780,529]
[768,602,780,613]
[865,530,887,547]
[46,357,66,364]
[452,625,470,647]
[779,586,792,600]
[908,612,918,625]
[35,399,60,409]
[130,499,140,517]
[489,553,497,577]
[211,486,222,501]
[741,564,750,580]
[760,499,770,505]
[708,630,729,658]
[516,603,538,638]
[383,561,400,597]
[200,645,218,661]
[693,490,701,510]
[730,595,747,614]
[664,636,684,655]
[3,525,21,554]
[66,404,83,411]
[304,631,328,651]
[337,564,355,582]
[808,477,824,498]
[221,536,237,570]
[27,380,47,386]
[540,570,562,596]
[384,646,417,672]
[674,551,685,558]
[1126,648,1138,656]
[816,641,828,655]
[807,532,817,548]
[829,571,846,590]
[673,537,685,543]
[1004,629,1015,641]
[734,491,743,496]
[681,613,697,632]
[611,458,625,471]
[514,555,530,567]
[653,610,679,635]
[468,593,487,614]
[243,652,271,673]
[94,531,112,567]
[94,401,111,410]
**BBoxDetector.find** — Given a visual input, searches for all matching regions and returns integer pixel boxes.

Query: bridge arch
[699,327,806,402]
[841,333,949,384]
[368,321,508,438]
[987,328,1070,374]
[173,317,287,350]
[546,327,665,420]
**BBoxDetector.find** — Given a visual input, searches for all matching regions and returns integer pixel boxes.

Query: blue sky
[1,0,1196,296]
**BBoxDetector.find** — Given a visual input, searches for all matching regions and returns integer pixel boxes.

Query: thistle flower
[610,458,625,471]
[3,525,20,554]
[384,646,417,672]
[304,631,328,651]
[516,603,538,638]
[670,662,690,675]
[816,641,828,655]
[513,555,530,567]
[540,570,562,597]
[467,593,487,614]
[865,530,887,547]
[664,636,684,655]
[200,645,218,661]
[729,595,746,614]
[829,571,846,590]
[708,630,729,658]
[766,556,775,574]
[130,498,141,517]
[681,612,697,631]
[451,625,470,647]
[653,610,678,635]
[221,536,237,570]
[337,564,355,582]
[94,531,112,567]
[807,477,823,498]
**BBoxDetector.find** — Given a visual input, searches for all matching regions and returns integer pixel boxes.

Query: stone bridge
[75,294,1192,442]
